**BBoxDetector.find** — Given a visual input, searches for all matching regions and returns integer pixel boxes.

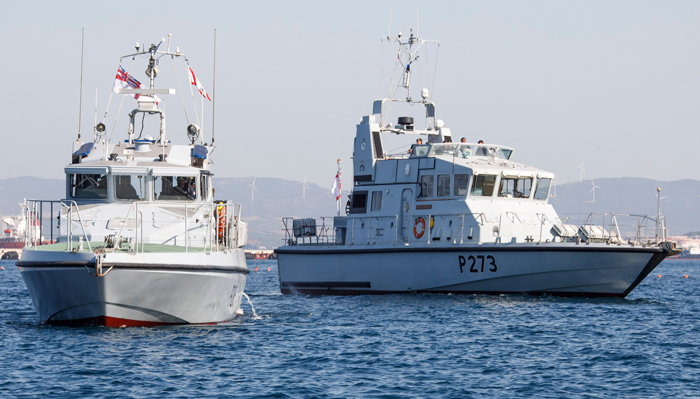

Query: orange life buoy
[413,217,426,239]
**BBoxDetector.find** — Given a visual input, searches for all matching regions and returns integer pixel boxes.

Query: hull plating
[276,244,667,298]
[18,250,248,326]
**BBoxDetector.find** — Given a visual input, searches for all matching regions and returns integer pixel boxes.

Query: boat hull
[17,249,249,327]
[275,244,668,298]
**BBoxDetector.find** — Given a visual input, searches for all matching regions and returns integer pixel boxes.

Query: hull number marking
[459,255,497,273]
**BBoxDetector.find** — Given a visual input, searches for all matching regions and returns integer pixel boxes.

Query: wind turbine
[299,175,310,198]
[588,180,600,203]
[576,161,586,183]
[248,177,258,204]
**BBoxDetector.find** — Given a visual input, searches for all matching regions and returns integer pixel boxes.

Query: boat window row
[409,144,513,160]
[419,173,551,200]
[420,174,471,198]
[68,173,211,202]
[470,174,551,200]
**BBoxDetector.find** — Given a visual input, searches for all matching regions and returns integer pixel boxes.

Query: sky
[1,1,700,186]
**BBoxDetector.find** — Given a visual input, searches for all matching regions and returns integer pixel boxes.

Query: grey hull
[276,243,668,298]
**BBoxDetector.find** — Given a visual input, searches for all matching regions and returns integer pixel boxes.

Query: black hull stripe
[16,261,250,274]
[281,281,371,288]
[280,288,626,298]
[275,245,666,255]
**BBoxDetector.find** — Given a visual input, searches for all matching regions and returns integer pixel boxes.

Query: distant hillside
[1,176,698,248]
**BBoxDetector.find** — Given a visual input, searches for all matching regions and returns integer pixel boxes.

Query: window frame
[114,174,148,202]
[533,177,552,200]
[371,190,383,211]
[437,174,451,197]
[419,175,435,198]
[470,174,497,197]
[153,175,198,202]
[68,173,109,200]
[348,191,368,214]
[454,173,470,197]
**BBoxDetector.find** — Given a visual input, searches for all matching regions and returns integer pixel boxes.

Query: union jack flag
[113,66,145,99]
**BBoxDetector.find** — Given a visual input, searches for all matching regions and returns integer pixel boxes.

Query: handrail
[282,210,673,248]
[24,199,242,254]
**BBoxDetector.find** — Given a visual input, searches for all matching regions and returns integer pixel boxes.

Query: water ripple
[2,259,700,398]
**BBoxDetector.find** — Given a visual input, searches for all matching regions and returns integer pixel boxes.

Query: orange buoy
[658,275,662,278]
[267,267,271,272]
[685,275,688,278]
[0,266,4,270]
[254,266,259,272]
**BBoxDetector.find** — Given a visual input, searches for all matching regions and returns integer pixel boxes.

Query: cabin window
[371,191,383,211]
[410,145,429,157]
[200,174,210,201]
[349,191,368,214]
[437,175,451,197]
[534,178,551,200]
[69,173,108,199]
[454,174,470,196]
[498,177,532,199]
[420,175,434,198]
[470,175,497,197]
[154,176,197,201]
[114,175,147,201]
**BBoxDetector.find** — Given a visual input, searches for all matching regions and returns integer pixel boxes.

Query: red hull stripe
[46,316,220,328]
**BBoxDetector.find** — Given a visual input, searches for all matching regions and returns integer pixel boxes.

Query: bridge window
[420,175,434,198]
[437,175,451,197]
[454,174,469,196]
[115,175,147,201]
[498,177,532,199]
[154,176,197,201]
[69,173,108,199]
[470,175,497,197]
[534,178,551,200]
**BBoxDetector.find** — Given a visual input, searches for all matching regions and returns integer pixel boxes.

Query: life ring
[413,217,426,239]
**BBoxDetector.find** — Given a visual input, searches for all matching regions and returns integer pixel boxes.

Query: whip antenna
[77,28,84,140]
[212,29,217,145]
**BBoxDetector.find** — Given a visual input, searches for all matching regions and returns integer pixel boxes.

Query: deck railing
[24,199,242,253]
[282,211,669,248]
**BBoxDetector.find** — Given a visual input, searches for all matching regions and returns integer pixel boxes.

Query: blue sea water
[1,259,699,398]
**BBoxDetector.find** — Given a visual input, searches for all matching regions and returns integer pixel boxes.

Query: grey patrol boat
[17,36,250,326]
[275,30,679,297]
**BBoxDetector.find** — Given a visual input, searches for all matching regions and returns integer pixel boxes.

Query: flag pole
[337,158,341,216]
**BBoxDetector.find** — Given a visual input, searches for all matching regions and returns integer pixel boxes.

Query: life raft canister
[413,217,426,239]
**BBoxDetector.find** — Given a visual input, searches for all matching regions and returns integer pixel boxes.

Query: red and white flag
[331,172,341,200]
[189,67,211,101]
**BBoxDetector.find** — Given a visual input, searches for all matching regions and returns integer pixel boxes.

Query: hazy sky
[2,1,699,186]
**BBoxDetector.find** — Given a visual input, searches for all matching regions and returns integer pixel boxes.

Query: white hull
[18,249,248,326]
[276,243,668,298]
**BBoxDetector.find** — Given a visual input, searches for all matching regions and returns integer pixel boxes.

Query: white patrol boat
[275,30,679,298]
[17,36,250,327]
